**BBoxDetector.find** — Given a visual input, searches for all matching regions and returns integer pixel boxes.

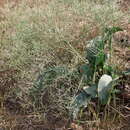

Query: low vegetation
[0,0,129,129]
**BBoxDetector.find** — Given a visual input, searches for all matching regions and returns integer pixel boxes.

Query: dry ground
[0,0,129,130]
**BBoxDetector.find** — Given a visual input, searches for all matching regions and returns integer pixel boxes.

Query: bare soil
[0,0,20,7]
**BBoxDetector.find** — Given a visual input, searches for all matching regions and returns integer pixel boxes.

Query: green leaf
[86,36,106,67]
[96,51,107,66]
[98,74,113,105]
[83,85,97,98]
[111,89,121,94]
[79,64,93,80]
[123,69,130,76]
[103,64,114,74]
[104,27,123,34]
[70,91,91,119]
[86,46,98,65]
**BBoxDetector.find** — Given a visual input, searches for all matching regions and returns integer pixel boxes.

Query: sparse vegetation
[0,0,130,129]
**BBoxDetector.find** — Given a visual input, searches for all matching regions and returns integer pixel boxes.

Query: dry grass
[0,0,129,129]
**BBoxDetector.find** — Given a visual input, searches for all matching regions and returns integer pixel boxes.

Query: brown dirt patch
[0,0,20,7]
[118,0,130,11]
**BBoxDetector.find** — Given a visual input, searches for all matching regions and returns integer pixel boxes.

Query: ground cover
[0,0,129,129]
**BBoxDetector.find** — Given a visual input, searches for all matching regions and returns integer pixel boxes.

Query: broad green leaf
[70,91,91,119]
[79,64,93,80]
[86,46,98,65]
[98,74,113,105]
[83,85,97,98]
